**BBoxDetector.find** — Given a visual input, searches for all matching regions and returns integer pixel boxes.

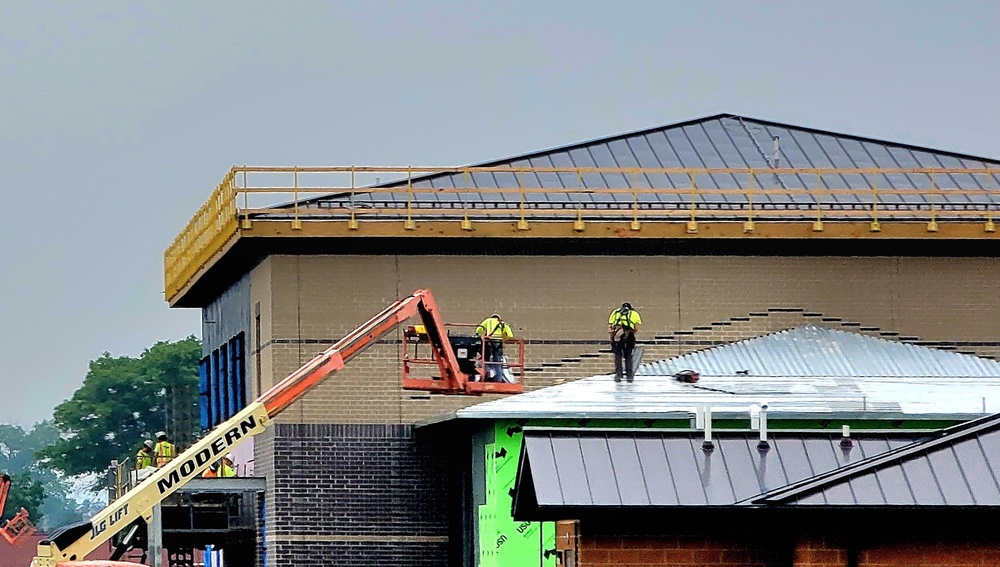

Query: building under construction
[151,113,1000,567]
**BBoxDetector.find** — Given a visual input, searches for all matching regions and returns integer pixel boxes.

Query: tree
[2,421,110,529]
[1,422,54,523]
[39,337,201,478]
[2,472,45,523]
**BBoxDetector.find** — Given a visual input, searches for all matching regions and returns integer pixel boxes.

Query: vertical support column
[149,504,163,567]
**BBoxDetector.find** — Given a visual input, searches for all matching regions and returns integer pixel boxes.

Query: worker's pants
[484,340,505,381]
[613,333,636,382]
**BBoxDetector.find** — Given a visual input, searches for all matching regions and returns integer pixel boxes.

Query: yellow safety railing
[164,169,239,301]
[165,166,1000,301]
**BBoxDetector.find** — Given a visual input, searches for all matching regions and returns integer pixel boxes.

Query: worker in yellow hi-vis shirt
[476,313,513,381]
[153,431,176,467]
[608,302,642,383]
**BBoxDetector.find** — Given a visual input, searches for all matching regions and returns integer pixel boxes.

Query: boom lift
[31,289,522,567]
[1,473,37,545]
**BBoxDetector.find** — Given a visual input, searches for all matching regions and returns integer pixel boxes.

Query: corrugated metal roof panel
[458,327,1000,421]
[641,326,1000,378]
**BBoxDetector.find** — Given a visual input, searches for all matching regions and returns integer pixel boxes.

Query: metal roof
[513,429,918,515]
[456,327,1000,421]
[752,413,1000,506]
[641,326,1000,378]
[304,113,1000,216]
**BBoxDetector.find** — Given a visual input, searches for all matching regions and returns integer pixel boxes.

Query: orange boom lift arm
[32,289,509,567]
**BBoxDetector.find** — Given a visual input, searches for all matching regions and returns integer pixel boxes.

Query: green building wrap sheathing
[479,423,556,567]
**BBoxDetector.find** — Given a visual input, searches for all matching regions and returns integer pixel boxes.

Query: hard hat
[622,302,632,310]
[143,440,154,450]
[156,431,167,439]
[491,313,501,318]
[224,453,234,461]
[209,463,220,471]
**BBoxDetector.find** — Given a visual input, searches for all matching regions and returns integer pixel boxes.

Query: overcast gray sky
[1,1,998,427]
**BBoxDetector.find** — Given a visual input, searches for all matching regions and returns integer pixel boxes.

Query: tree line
[1,337,201,529]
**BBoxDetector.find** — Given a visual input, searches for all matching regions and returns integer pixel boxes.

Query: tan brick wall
[249,254,1000,425]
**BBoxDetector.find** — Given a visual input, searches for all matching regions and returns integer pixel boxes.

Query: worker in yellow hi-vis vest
[608,302,642,383]
[153,431,176,467]
[476,313,514,382]
[220,454,237,477]
[135,440,154,471]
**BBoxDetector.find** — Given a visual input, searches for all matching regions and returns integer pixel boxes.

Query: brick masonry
[249,254,1000,425]
[229,252,1000,566]
[261,423,451,567]
[580,534,790,567]
[577,534,1000,567]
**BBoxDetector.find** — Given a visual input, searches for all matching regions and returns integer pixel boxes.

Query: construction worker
[476,313,514,381]
[608,302,642,383]
[220,454,237,478]
[135,440,154,470]
[202,463,220,478]
[153,431,175,467]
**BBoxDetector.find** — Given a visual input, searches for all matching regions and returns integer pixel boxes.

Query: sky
[1,1,998,427]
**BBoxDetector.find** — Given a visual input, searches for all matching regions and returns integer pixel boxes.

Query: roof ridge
[647,324,1000,376]
[430,112,1000,177]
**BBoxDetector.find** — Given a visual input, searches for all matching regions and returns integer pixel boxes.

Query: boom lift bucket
[1,474,37,546]
[402,323,524,394]
[2,508,37,545]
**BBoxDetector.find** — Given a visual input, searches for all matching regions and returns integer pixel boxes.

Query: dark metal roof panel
[304,114,1000,213]
[753,413,1000,506]
[517,430,914,509]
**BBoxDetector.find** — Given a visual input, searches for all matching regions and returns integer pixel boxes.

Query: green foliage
[2,472,45,522]
[1,421,108,529]
[1,422,58,523]
[39,337,202,478]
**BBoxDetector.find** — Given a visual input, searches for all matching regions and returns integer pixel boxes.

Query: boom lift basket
[1,507,36,545]
[402,323,524,394]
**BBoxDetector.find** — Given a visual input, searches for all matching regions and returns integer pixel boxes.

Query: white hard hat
[155,431,167,438]
[224,453,234,461]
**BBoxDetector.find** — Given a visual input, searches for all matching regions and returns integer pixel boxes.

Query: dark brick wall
[263,423,451,567]
[271,542,448,567]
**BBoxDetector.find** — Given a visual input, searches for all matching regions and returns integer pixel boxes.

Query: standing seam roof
[750,413,1000,506]
[515,430,918,511]
[302,113,1000,215]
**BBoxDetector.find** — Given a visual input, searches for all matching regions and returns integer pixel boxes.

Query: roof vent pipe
[772,136,781,168]
[757,404,770,451]
[702,406,715,452]
[840,425,853,449]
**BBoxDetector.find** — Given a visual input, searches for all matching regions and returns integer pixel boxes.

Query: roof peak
[646,324,1000,379]
[459,112,1000,171]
